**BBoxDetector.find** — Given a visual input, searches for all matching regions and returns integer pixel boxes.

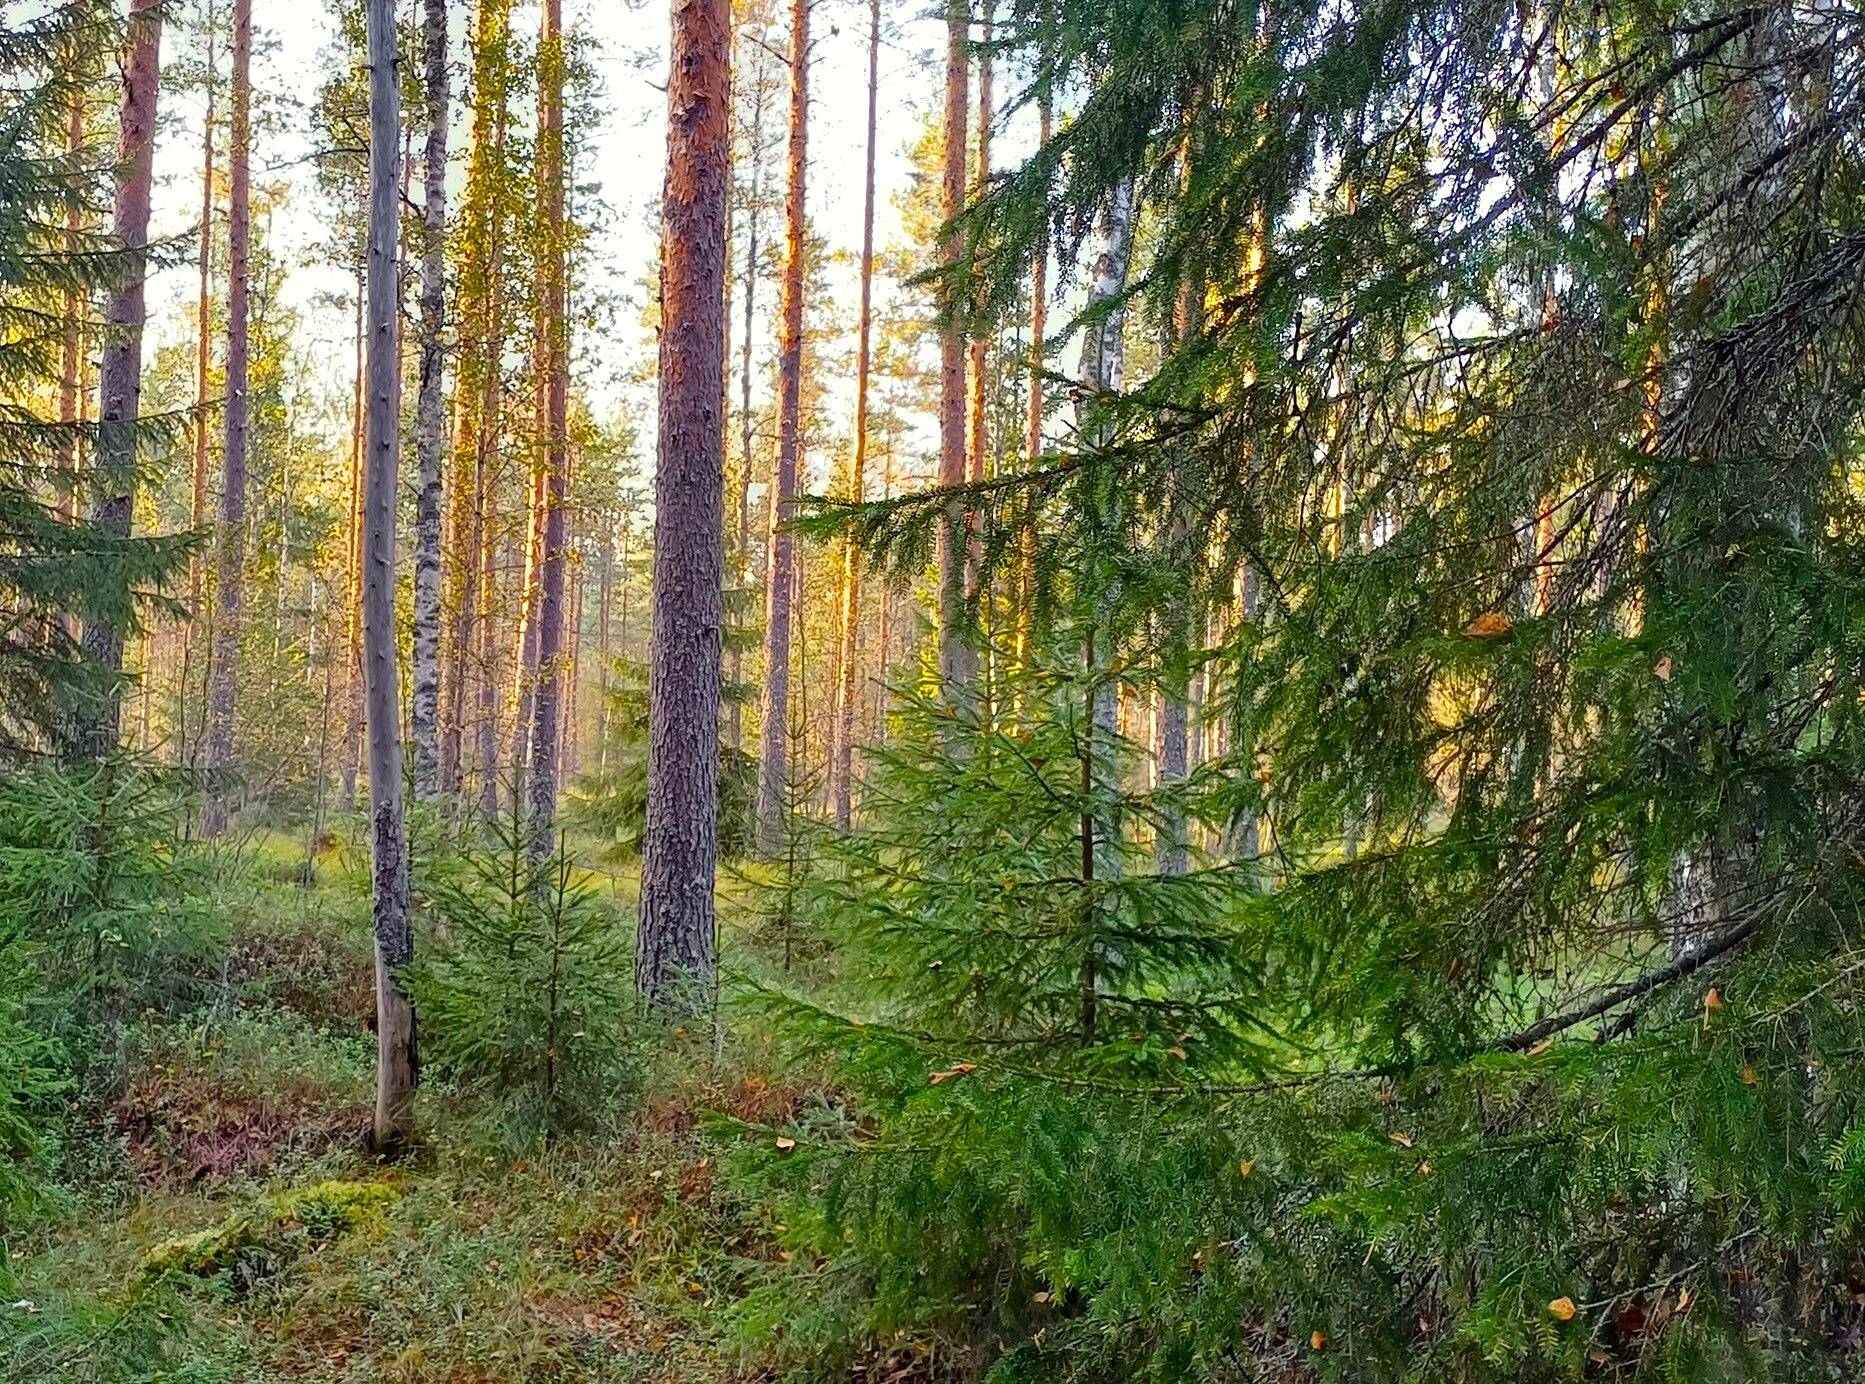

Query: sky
[136,0,1033,492]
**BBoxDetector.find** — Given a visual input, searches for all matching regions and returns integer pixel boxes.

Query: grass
[3,837,807,1384]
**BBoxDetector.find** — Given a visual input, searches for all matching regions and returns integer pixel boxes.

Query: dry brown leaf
[1389,1131,1415,1149]
[1653,653,1674,681]
[1528,1038,1553,1056]
[1463,611,1512,638]
[1741,1063,1758,1086]
[774,1136,797,1152]
[1548,1296,1577,1322]
[929,1063,978,1085]
[1238,1159,1255,1179]
[1704,987,1724,1012]
[1311,1330,1328,1352]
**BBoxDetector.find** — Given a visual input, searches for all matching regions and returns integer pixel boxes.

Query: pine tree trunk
[1076,175,1136,910]
[363,0,416,1153]
[410,0,449,800]
[730,33,771,756]
[1012,83,1050,715]
[637,0,730,1012]
[595,525,612,770]
[935,0,973,695]
[59,82,86,531]
[441,0,511,798]
[526,0,570,859]
[340,266,366,810]
[508,458,545,801]
[753,0,809,856]
[77,0,163,758]
[202,0,251,838]
[830,0,880,833]
[182,13,216,766]
[964,3,991,591]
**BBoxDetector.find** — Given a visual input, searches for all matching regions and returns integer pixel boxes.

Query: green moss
[140,1180,397,1282]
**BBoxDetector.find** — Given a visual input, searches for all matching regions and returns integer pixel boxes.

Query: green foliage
[0,936,65,1236]
[574,656,755,860]
[0,0,192,756]
[414,809,648,1149]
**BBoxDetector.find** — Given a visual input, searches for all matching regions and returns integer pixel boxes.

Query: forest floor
[7,834,822,1383]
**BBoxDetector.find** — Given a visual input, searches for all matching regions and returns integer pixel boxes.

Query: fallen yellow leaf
[774,1136,797,1152]
[1311,1330,1328,1352]
[1463,611,1512,638]
[1389,1131,1415,1149]
[1549,1296,1577,1322]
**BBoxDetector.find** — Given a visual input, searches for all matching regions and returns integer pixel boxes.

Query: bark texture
[440,0,512,800]
[76,0,163,758]
[411,0,450,799]
[183,10,216,765]
[752,0,809,856]
[935,0,974,694]
[637,0,730,1012]
[364,0,417,1151]
[202,0,251,838]
[526,0,570,857]
[831,0,881,832]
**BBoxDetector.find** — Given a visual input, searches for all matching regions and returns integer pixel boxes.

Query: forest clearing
[4,0,1865,1379]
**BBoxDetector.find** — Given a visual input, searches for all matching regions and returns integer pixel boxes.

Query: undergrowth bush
[415,811,649,1150]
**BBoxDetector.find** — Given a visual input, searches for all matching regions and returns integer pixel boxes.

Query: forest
[3,0,1864,1378]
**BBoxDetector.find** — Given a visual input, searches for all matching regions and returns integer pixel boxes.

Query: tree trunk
[202,0,251,837]
[1075,175,1136,916]
[730,29,771,755]
[752,0,809,856]
[526,0,570,858]
[936,0,973,696]
[340,266,366,810]
[76,0,163,758]
[182,11,216,766]
[441,0,511,799]
[410,0,449,799]
[637,0,730,1013]
[363,0,416,1153]
[965,1,991,586]
[1012,77,1050,712]
[830,0,880,833]
[508,456,545,801]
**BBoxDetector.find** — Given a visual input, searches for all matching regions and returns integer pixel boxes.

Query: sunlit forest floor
[8,835,834,1383]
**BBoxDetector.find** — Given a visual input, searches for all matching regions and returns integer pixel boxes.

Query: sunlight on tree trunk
[753,0,810,857]
[202,0,251,838]
[75,0,162,758]
[411,0,449,801]
[637,0,730,1013]
[363,0,416,1152]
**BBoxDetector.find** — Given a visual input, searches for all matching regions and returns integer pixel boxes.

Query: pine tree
[637,0,731,1013]
[0,1,186,757]
[201,0,252,837]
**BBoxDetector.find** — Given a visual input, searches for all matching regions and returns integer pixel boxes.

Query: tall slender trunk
[363,0,416,1153]
[508,457,545,800]
[202,0,251,837]
[181,5,216,764]
[562,542,583,776]
[526,0,570,857]
[730,31,771,755]
[964,2,991,586]
[1012,78,1050,710]
[936,0,973,695]
[60,81,86,530]
[1074,175,1136,1023]
[410,0,449,799]
[830,0,880,833]
[475,503,501,818]
[752,0,809,856]
[76,0,163,758]
[340,267,366,810]
[595,526,612,770]
[638,0,729,1012]
[874,441,893,742]
[441,0,512,799]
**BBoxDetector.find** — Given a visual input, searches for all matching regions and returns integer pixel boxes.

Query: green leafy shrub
[414,813,649,1149]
